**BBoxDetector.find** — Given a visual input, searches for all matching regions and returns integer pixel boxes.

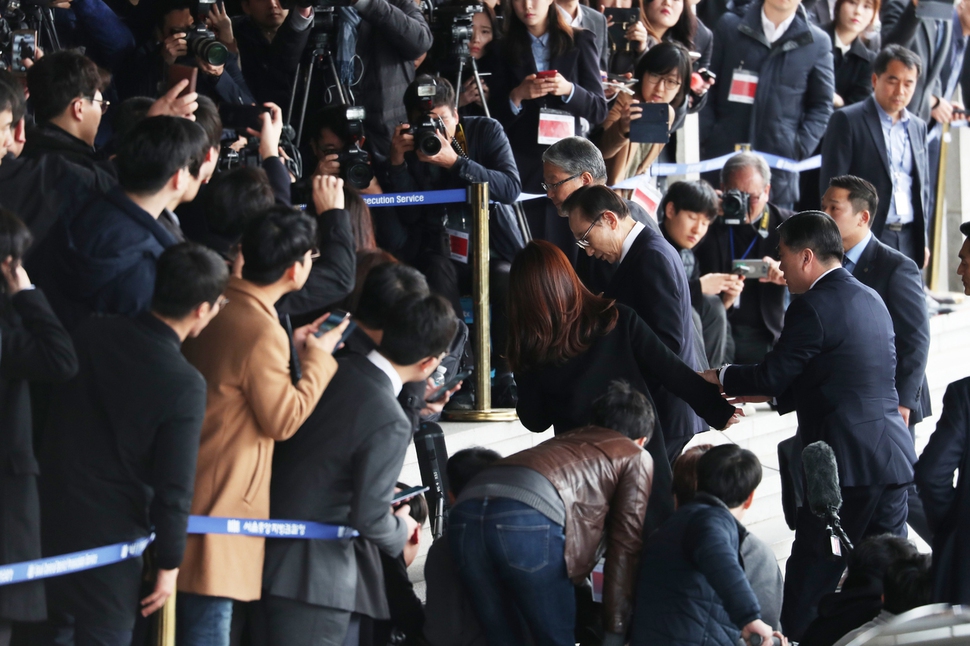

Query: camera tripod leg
[470,57,490,119]
[295,62,315,146]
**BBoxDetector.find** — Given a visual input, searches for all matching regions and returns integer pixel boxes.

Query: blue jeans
[449,497,575,646]
[176,592,233,646]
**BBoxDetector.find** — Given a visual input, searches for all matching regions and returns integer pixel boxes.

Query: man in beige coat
[178,194,351,645]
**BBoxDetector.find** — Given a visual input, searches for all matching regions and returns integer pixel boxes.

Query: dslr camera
[406,82,447,156]
[720,189,749,226]
[185,0,229,66]
[337,106,374,190]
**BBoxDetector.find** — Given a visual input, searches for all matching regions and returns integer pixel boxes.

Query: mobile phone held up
[628,103,669,144]
[219,104,271,132]
[10,30,37,75]
[314,311,357,346]
[426,369,473,403]
[392,485,430,508]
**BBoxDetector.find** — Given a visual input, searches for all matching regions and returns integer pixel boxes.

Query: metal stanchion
[446,183,518,422]
[928,122,950,292]
[155,591,176,646]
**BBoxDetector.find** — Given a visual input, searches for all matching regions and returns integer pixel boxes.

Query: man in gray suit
[261,293,458,646]
[556,0,610,70]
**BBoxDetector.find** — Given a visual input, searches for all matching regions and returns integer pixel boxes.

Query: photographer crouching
[383,75,522,408]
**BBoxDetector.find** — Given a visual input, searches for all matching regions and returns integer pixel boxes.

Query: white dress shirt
[367,349,404,396]
[619,221,645,265]
[761,8,797,44]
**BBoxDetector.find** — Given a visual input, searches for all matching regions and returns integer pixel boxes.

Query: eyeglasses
[309,248,321,261]
[645,73,682,89]
[84,96,111,114]
[575,213,603,250]
[541,173,581,192]
[216,296,230,309]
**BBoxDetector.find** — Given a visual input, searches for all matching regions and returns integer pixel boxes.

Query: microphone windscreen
[802,441,842,516]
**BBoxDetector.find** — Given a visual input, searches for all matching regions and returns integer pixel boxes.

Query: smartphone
[167,63,198,97]
[698,69,716,83]
[219,104,270,131]
[607,73,636,85]
[10,30,37,75]
[628,102,669,144]
[535,69,558,79]
[392,485,430,507]
[426,369,473,403]
[688,51,702,61]
[604,8,640,54]
[314,311,357,346]
[732,259,771,279]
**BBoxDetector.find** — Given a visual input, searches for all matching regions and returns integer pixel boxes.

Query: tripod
[454,54,489,118]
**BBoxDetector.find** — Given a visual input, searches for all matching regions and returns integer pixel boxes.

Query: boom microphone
[802,441,842,518]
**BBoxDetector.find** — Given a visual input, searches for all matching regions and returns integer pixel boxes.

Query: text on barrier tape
[186,515,359,540]
[363,189,467,208]
[0,535,154,587]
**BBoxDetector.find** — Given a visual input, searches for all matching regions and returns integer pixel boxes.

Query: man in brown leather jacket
[449,380,654,646]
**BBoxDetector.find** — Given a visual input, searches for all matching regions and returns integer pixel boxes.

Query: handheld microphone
[414,422,450,540]
[801,441,853,555]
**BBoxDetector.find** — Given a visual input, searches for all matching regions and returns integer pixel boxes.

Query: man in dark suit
[702,211,917,640]
[562,184,703,462]
[555,0,610,70]
[823,174,933,543]
[820,45,932,269]
[261,293,457,645]
[39,244,229,646]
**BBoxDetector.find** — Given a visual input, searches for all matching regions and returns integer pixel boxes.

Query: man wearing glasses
[693,152,791,365]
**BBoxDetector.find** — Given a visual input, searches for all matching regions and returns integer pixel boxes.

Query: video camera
[720,188,749,226]
[183,0,228,66]
[406,82,447,156]
[427,2,481,61]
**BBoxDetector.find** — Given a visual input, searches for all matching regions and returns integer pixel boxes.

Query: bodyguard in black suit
[705,212,917,640]
[40,244,229,645]
[562,185,705,462]
[261,294,456,645]
[820,46,931,268]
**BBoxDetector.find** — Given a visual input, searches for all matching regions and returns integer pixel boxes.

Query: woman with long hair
[598,42,691,184]
[458,5,498,116]
[829,0,879,108]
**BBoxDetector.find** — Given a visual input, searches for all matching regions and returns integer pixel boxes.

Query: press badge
[538,108,575,145]
[446,228,470,264]
[630,179,664,221]
[728,68,759,104]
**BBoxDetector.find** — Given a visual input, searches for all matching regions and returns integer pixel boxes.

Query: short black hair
[874,44,923,78]
[561,184,630,223]
[26,49,111,123]
[194,95,223,150]
[202,167,275,257]
[828,175,879,219]
[777,211,845,264]
[355,262,429,329]
[590,380,655,441]
[309,104,361,148]
[634,41,692,109]
[447,447,502,496]
[659,180,719,221]
[395,481,429,526]
[404,75,456,118]
[0,70,26,123]
[111,97,155,148]
[380,293,457,366]
[696,444,762,508]
[152,243,229,319]
[883,553,932,614]
[844,534,919,590]
[0,208,33,263]
[156,0,196,29]
[116,116,209,194]
[240,206,317,285]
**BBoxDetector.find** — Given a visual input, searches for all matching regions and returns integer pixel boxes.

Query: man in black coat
[914,220,970,605]
[823,174,933,542]
[820,45,932,269]
[704,211,917,640]
[0,210,78,645]
[39,243,229,646]
[261,294,456,645]
[232,0,313,107]
[562,184,703,463]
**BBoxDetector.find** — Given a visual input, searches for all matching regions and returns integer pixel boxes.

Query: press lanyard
[729,208,769,260]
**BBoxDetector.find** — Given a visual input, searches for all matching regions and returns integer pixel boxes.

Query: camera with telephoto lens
[185,0,229,66]
[406,83,447,156]
[337,105,373,190]
[720,188,749,226]
[428,3,481,61]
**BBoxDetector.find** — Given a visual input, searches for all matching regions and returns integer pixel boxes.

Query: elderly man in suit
[701,211,917,640]
[178,205,349,646]
[914,222,970,605]
[562,184,703,463]
[261,293,457,645]
[820,45,932,268]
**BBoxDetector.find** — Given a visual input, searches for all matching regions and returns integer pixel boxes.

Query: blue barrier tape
[186,515,358,540]
[0,535,154,587]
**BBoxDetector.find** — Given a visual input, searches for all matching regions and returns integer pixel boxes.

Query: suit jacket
[819,95,931,267]
[42,313,202,630]
[262,353,412,613]
[882,0,953,122]
[604,225,705,443]
[0,289,76,623]
[850,234,931,423]
[915,377,970,604]
[827,24,877,107]
[179,277,338,601]
[723,269,917,488]
[579,4,611,71]
[487,29,608,194]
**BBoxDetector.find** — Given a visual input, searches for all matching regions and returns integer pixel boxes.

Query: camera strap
[452,123,469,159]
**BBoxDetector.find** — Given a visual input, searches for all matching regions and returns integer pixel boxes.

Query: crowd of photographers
[1,0,970,641]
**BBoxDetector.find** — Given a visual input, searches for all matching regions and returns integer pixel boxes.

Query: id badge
[728,69,759,104]
[630,178,663,221]
[590,559,605,603]
[538,108,575,145]
[446,228,469,264]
